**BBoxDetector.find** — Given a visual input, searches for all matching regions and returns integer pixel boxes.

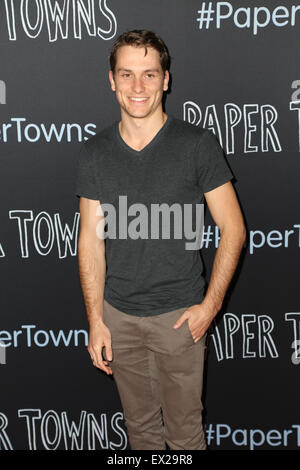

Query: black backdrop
[1,0,300,450]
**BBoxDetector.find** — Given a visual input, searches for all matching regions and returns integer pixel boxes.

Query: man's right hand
[87,321,113,375]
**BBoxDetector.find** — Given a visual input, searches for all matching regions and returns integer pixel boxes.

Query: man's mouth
[129,97,149,103]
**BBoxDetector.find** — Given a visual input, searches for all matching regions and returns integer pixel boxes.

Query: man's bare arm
[201,180,246,315]
[78,197,106,323]
[78,197,113,374]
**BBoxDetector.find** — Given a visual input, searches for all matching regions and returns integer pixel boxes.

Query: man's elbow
[220,220,247,243]
[78,229,106,254]
[236,222,247,242]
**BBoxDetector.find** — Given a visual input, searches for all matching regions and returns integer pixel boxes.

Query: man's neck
[118,111,168,149]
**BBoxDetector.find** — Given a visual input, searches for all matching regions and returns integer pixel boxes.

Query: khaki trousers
[102,299,208,450]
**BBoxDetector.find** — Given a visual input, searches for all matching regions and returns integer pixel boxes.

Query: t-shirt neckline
[114,115,173,156]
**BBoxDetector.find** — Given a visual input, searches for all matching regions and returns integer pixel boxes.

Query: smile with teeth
[129,97,149,103]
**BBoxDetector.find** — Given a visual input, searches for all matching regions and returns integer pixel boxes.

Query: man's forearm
[201,225,246,316]
[78,236,106,325]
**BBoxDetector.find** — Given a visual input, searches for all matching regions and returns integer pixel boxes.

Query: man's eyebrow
[116,68,161,73]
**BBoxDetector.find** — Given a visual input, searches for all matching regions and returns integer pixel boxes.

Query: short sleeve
[75,143,99,200]
[195,129,234,193]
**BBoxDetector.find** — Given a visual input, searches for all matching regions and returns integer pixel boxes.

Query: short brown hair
[109,29,170,75]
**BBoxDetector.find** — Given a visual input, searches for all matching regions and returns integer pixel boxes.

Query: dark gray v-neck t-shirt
[75,115,234,317]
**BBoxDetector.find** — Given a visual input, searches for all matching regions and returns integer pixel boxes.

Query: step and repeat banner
[1,0,300,451]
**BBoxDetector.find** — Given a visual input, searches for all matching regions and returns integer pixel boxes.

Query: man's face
[109,45,169,119]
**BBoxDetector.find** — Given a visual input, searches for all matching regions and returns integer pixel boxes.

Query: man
[75,30,246,450]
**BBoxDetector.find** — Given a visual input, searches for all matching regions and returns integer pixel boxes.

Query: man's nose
[132,77,145,93]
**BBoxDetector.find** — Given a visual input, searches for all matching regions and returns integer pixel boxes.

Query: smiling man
[75,30,246,450]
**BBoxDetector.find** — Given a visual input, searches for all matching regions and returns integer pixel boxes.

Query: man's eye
[122,74,131,78]
[146,74,155,78]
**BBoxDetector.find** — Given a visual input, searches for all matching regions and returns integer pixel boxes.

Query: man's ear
[163,70,169,92]
[108,70,116,91]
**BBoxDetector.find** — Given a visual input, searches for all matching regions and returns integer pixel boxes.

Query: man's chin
[125,110,151,119]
